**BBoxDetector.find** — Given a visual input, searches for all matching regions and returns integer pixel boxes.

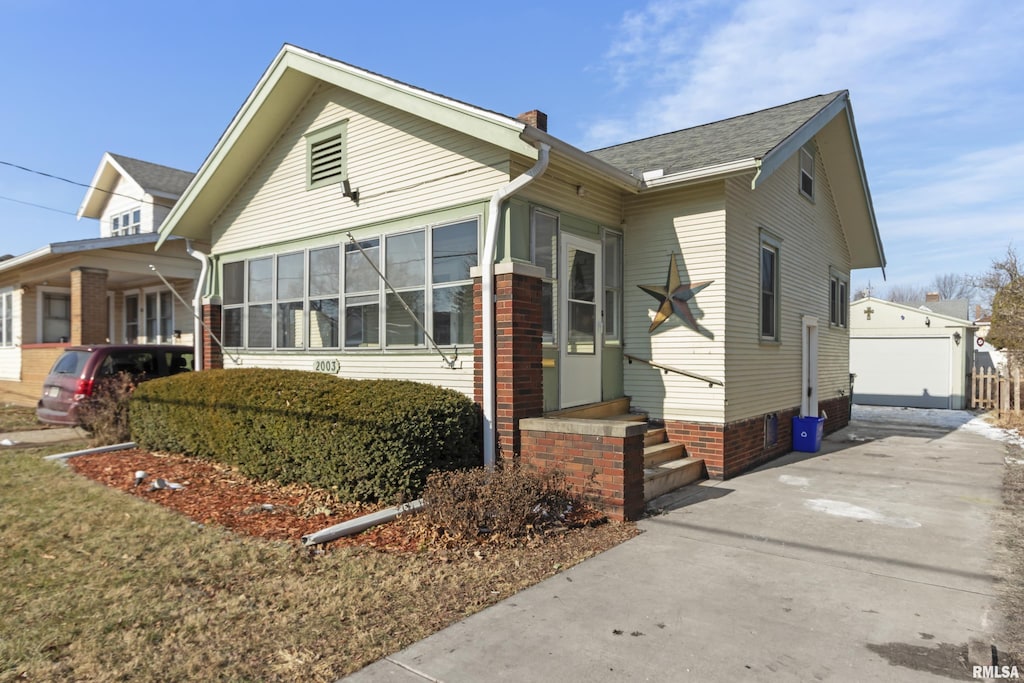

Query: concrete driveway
[345,408,1010,682]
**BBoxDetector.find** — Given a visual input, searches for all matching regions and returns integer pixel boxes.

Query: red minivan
[36,344,194,425]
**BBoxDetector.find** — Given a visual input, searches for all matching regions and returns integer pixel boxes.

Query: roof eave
[158,45,542,248]
[754,91,886,274]
[641,158,760,190]
[522,127,642,193]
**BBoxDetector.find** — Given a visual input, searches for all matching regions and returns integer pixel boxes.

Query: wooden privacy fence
[972,364,1022,413]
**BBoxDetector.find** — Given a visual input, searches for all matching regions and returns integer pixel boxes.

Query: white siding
[723,149,851,422]
[224,352,474,399]
[100,174,152,237]
[621,183,727,422]
[211,84,510,253]
[0,348,20,380]
[514,156,625,229]
[850,298,972,409]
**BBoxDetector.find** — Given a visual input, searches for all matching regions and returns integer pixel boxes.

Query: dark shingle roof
[588,91,846,177]
[910,298,971,321]
[109,153,194,197]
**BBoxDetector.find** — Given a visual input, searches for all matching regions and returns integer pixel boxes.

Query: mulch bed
[67,449,427,552]
[66,448,622,554]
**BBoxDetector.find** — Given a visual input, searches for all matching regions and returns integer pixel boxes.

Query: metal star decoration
[638,253,713,333]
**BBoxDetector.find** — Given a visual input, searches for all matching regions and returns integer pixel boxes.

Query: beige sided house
[0,153,200,406]
[158,45,885,518]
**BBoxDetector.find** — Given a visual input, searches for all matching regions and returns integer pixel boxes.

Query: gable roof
[158,45,884,273]
[589,92,844,178]
[907,298,970,320]
[78,152,195,219]
[850,297,974,327]
[589,91,885,272]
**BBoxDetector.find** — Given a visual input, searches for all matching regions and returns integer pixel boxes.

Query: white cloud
[585,0,1024,147]
[591,0,1024,298]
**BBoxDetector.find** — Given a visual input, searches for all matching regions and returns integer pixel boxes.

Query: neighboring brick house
[157,45,885,513]
[0,153,200,406]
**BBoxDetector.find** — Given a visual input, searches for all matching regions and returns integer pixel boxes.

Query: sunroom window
[220,217,479,351]
[532,209,558,343]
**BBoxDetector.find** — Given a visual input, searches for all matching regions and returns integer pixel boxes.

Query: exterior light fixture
[925,317,931,327]
[342,178,359,204]
[953,331,962,345]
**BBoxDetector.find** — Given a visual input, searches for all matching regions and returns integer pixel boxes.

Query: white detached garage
[850,297,975,409]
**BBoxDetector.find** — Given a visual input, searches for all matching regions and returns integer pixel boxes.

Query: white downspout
[482,143,550,470]
[186,240,209,371]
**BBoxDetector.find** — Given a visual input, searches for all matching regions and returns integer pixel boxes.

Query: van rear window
[51,351,91,376]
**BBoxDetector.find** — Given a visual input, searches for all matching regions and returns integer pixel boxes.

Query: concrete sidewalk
[0,427,88,448]
[345,411,1008,682]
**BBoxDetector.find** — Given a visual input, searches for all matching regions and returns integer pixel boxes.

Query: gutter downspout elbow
[186,240,210,371]
[750,159,763,190]
[482,142,550,470]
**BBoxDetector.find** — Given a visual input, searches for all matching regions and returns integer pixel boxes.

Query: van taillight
[73,379,95,399]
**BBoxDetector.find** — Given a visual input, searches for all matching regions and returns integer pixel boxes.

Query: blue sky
[1,0,1021,304]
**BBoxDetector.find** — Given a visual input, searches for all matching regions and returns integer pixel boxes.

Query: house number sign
[314,358,342,374]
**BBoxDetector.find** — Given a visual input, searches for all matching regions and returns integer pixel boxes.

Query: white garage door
[850,337,951,409]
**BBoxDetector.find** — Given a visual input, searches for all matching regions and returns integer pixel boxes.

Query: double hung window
[829,270,849,327]
[603,231,622,341]
[112,208,141,236]
[1,291,12,346]
[532,210,558,343]
[760,232,781,340]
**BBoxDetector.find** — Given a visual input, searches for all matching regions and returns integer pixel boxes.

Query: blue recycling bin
[792,416,825,453]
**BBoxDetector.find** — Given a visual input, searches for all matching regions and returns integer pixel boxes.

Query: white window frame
[220,216,480,352]
[124,291,141,344]
[603,228,623,344]
[799,144,815,201]
[112,207,142,236]
[829,267,849,328]
[141,286,175,343]
[531,208,559,345]
[759,230,782,342]
[37,286,71,343]
[0,289,13,347]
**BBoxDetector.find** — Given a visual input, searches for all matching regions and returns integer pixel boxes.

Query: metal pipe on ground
[301,499,425,546]
[43,442,137,462]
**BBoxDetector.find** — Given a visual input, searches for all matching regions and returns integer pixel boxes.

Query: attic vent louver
[306,122,348,191]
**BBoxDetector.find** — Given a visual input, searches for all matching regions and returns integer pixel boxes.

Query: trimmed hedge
[129,368,481,503]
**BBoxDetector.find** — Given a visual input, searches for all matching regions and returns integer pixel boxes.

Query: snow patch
[804,498,921,529]
[779,474,810,488]
[851,405,1024,450]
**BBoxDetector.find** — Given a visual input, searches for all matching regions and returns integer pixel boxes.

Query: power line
[0,159,146,203]
[0,194,78,216]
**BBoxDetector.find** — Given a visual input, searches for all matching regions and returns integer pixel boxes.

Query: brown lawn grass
[0,405,43,433]
[0,445,636,682]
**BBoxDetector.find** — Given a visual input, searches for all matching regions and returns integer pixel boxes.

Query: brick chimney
[925,291,940,302]
[517,110,547,132]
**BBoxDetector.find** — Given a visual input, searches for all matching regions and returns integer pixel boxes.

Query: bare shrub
[422,467,584,545]
[77,373,136,445]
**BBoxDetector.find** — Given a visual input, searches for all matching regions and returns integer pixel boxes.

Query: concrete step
[643,457,706,502]
[643,440,685,468]
[644,427,668,448]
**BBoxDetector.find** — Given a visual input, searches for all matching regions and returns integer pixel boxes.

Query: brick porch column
[201,298,223,370]
[70,267,108,345]
[472,262,545,464]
